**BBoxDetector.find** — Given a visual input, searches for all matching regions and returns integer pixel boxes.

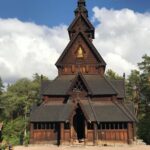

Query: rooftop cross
[75,0,88,17]
[78,0,86,7]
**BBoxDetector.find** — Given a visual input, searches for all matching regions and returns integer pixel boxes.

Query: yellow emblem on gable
[77,47,84,58]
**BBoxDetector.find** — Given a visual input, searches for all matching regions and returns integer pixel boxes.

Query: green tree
[2,117,25,145]
[1,74,49,145]
[0,77,4,121]
[125,55,150,144]
[126,70,141,116]
[0,77,4,95]
[138,107,150,144]
[138,54,150,103]
[105,69,123,80]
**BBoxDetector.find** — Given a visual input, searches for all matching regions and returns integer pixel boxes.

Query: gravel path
[14,145,150,150]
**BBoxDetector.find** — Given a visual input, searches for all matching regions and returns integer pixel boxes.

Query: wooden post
[70,123,73,145]
[30,123,34,144]
[84,121,87,145]
[127,123,133,144]
[93,123,98,145]
[60,123,64,145]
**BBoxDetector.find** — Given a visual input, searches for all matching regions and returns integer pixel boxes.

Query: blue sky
[0,0,150,84]
[0,0,150,27]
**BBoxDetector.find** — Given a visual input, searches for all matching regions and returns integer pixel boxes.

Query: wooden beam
[93,123,98,145]
[30,123,34,144]
[70,123,73,145]
[60,123,64,145]
[127,123,133,144]
[84,121,87,145]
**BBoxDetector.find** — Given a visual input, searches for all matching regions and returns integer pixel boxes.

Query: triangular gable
[67,73,92,95]
[68,14,94,33]
[55,32,106,67]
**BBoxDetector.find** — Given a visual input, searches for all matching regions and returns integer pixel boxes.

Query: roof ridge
[109,79,125,98]
[78,101,91,122]
[58,98,73,122]
[122,103,137,122]
[55,32,78,66]
[113,100,135,122]
[87,97,98,122]
[104,76,118,95]
[68,14,94,31]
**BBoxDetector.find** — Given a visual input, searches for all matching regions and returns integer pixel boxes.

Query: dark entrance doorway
[73,106,85,142]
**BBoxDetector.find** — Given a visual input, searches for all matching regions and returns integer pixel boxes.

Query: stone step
[133,139,146,145]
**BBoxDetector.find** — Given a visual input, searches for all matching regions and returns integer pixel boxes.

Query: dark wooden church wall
[59,65,104,76]
[62,123,71,144]
[58,34,105,76]
[61,35,99,65]
[30,122,60,144]
[96,122,134,144]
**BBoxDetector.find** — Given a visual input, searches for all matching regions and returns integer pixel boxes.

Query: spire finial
[78,0,86,7]
[75,0,88,17]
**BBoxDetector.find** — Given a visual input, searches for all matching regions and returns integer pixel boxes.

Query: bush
[23,132,30,146]
[2,117,25,145]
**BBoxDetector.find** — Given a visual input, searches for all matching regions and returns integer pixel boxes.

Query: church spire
[68,0,95,40]
[75,0,88,17]
[78,0,86,7]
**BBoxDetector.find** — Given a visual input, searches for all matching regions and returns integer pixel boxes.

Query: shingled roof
[83,75,118,96]
[30,102,74,122]
[41,74,125,98]
[92,101,137,122]
[30,99,137,123]
[41,75,75,95]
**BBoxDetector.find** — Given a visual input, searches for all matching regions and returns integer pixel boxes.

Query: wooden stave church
[30,0,137,145]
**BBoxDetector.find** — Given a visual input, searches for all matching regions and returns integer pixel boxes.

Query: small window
[115,123,118,129]
[33,123,38,130]
[97,124,101,130]
[50,123,55,129]
[46,123,50,129]
[102,123,105,129]
[41,123,45,129]
[123,123,127,129]
[106,123,109,129]
[111,123,114,129]
[38,123,41,129]
[64,123,70,130]
[119,123,123,129]
[87,123,94,129]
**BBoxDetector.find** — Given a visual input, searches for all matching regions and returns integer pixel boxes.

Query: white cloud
[0,18,68,83]
[0,7,150,84]
[104,53,137,75]
[93,7,150,75]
